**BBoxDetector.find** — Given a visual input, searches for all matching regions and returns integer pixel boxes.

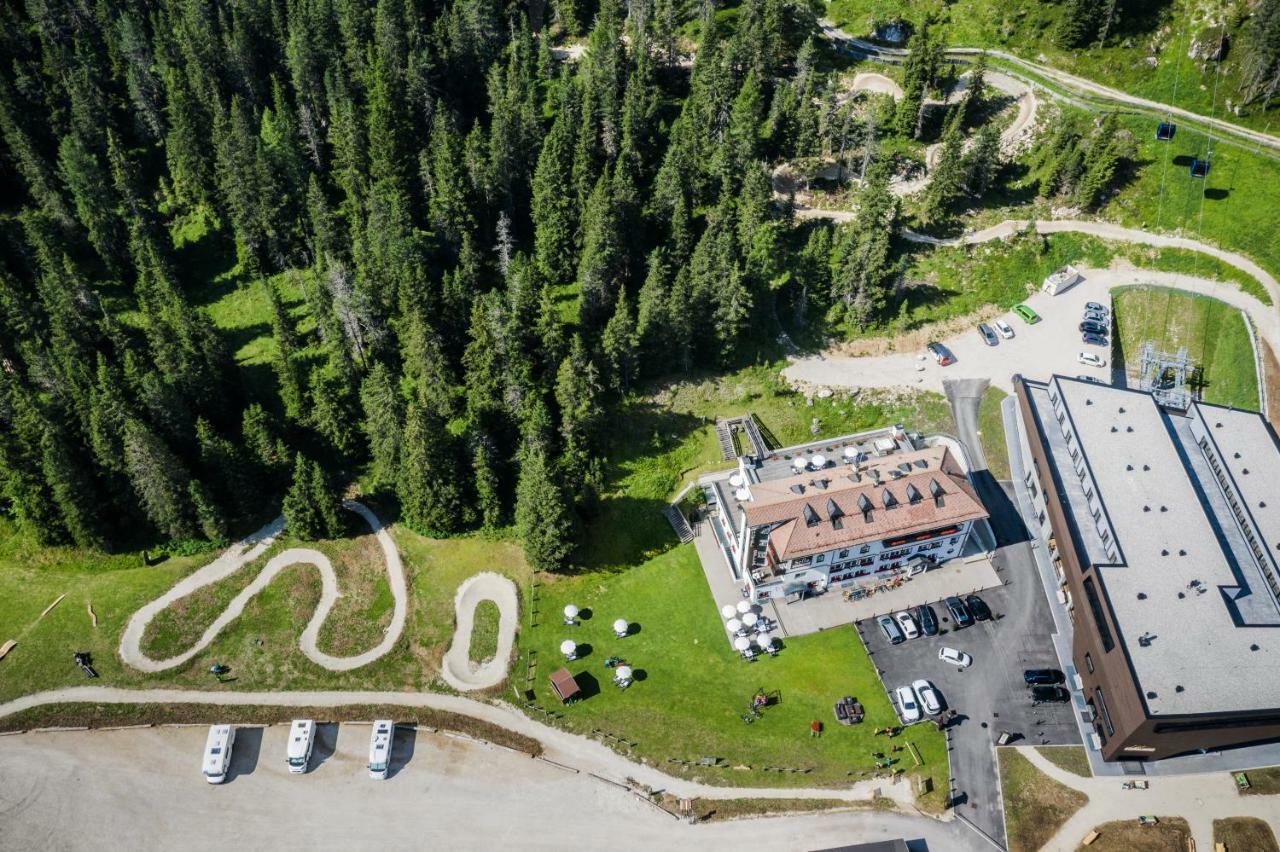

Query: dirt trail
[440,572,520,692]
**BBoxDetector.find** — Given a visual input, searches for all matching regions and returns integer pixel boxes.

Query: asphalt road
[0,727,991,852]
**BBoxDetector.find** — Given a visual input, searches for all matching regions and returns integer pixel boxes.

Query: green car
[1013,303,1041,324]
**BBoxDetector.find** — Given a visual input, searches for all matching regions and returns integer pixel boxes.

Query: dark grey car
[945,596,973,628]
[978,323,998,346]
[915,604,939,636]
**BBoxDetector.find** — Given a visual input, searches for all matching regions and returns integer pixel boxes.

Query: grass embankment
[1080,816,1192,852]
[824,0,1279,135]
[1213,818,1274,849]
[1112,285,1260,410]
[999,747,1089,852]
[1035,745,1092,778]
[1214,817,1280,852]
[978,386,1010,480]
[0,702,541,755]
[1235,765,1280,795]
[469,600,502,665]
[658,792,889,822]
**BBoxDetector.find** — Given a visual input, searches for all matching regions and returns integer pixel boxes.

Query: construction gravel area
[0,727,987,852]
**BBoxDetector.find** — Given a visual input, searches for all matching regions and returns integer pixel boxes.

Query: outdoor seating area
[721,601,778,660]
[834,696,865,726]
[556,604,642,695]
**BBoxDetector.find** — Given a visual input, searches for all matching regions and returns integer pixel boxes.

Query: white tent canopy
[737,601,752,614]
[615,666,633,681]
[613,619,628,633]
[560,640,576,655]
[563,604,579,619]
[726,618,743,633]
[720,604,737,619]
[734,636,751,651]
[742,611,758,627]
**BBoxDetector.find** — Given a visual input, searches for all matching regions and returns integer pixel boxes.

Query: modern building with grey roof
[1016,374,1280,761]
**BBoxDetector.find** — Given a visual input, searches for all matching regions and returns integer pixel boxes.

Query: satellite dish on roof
[734,636,751,651]
[721,604,737,619]
[560,640,576,655]
[563,604,579,619]
[727,618,743,633]
[737,600,752,614]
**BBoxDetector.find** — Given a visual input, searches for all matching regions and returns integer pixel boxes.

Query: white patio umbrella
[734,488,750,501]
[791,457,807,471]
[811,454,827,469]
[726,617,743,633]
[560,640,576,656]
[720,604,737,620]
[742,611,758,627]
[734,636,751,652]
[613,619,629,635]
[729,473,744,488]
[756,633,774,650]
[563,604,579,619]
[737,600,753,615]
[843,446,858,459]
[615,665,633,682]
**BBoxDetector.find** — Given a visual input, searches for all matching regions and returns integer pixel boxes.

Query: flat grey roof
[1028,376,1280,716]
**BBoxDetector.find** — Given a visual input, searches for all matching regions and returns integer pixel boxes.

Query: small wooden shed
[550,668,581,704]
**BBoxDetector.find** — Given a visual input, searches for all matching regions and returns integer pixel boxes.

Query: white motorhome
[202,725,235,784]
[368,720,394,780]
[286,719,316,774]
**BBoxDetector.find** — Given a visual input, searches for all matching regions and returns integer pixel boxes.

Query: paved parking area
[856,540,1080,845]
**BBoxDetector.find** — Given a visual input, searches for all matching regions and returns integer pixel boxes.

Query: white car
[938,647,972,668]
[894,610,919,640]
[894,685,921,723]
[912,679,943,715]
[994,319,1015,339]
[1077,352,1106,368]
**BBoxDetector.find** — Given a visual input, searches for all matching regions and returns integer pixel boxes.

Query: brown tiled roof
[744,445,987,560]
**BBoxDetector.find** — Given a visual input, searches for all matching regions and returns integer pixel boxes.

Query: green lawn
[1112,285,1260,410]
[469,600,502,665]
[1035,745,1092,778]
[521,544,949,804]
[999,747,1089,852]
[978,387,1010,480]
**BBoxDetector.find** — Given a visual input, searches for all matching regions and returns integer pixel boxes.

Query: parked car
[912,679,944,715]
[1024,668,1065,685]
[1082,332,1107,347]
[915,604,939,637]
[895,685,922,723]
[1083,310,1108,324]
[1085,301,1108,314]
[994,319,1015,339]
[938,647,972,668]
[894,610,920,640]
[878,614,905,645]
[978,323,998,346]
[945,596,973,628]
[1078,352,1106,368]
[1030,685,1071,704]
[926,341,954,366]
[1013,303,1041,324]
[965,594,992,622]
[1079,321,1108,335]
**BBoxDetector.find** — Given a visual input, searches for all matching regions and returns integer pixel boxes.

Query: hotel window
[1094,687,1115,737]
[815,553,826,563]
[1084,653,1094,673]
[1037,510,1046,527]
[860,544,871,554]
[1083,578,1115,652]
[838,550,850,559]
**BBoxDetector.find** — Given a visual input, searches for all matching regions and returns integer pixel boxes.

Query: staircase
[715,419,737,460]
[664,504,695,543]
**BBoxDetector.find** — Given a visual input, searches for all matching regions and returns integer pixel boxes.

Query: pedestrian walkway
[1014,746,1280,852]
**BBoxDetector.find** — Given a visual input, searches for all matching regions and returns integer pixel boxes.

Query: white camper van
[368,720,394,780]
[202,725,236,784]
[286,719,316,774]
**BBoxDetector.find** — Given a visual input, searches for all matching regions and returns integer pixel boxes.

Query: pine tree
[515,446,576,571]
[555,337,603,500]
[283,452,340,539]
[360,361,404,490]
[189,479,229,541]
[122,417,195,541]
[242,403,290,480]
[601,288,639,393]
[963,123,1002,196]
[472,432,504,529]
[40,422,105,549]
[398,393,472,535]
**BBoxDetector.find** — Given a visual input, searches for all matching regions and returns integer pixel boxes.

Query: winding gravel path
[439,572,520,692]
[119,500,407,673]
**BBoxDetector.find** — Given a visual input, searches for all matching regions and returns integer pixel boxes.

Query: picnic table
[834,696,864,725]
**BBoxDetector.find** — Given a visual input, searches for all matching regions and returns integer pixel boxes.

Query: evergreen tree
[600,288,639,393]
[398,392,472,535]
[515,446,576,571]
[283,453,342,539]
[360,361,404,490]
[189,479,229,541]
[472,433,504,529]
[122,417,195,541]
